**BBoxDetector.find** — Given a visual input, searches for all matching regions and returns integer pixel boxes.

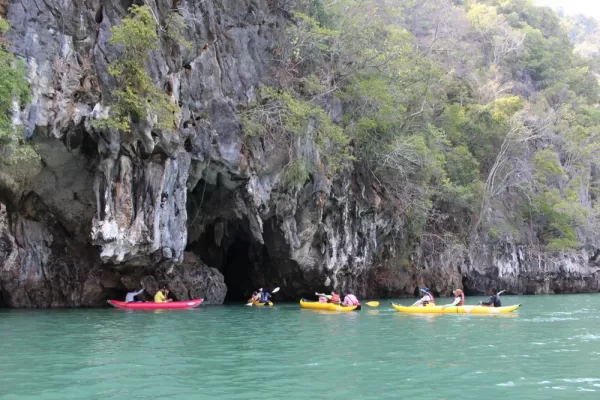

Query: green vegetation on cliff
[0,16,34,162]
[94,5,181,133]
[246,0,600,251]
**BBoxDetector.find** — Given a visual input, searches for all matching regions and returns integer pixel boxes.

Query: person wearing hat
[412,288,435,307]
[442,289,465,309]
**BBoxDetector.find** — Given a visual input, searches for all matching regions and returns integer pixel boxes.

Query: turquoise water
[1,295,599,399]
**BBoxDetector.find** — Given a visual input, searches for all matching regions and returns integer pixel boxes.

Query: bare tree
[471,109,557,237]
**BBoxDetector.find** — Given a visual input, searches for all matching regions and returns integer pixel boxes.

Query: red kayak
[107,298,203,309]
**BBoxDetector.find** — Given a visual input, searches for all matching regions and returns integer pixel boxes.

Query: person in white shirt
[125,288,145,302]
[412,288,435,307]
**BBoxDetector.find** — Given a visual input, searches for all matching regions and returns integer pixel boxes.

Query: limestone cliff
[0,0,598,307]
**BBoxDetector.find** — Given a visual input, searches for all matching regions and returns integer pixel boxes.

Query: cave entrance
[222,235,255,302]
[187,216,273,302]
[186,175,279,302]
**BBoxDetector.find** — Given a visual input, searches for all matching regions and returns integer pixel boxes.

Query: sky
[535,0,600,19]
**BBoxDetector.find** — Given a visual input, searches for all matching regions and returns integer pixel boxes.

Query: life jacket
[318,296,328,303]
[423,292,435,305]
[456,292,465,306]
[330,293,340,304]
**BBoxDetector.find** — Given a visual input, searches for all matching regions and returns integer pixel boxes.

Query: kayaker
[442,288,464,309]
[329,291,341,304]
[318,294,329,303]
[259,288,272,303]
[250,291,261,302]
[125,287,145,302]
[342,293,360,307]
[480,287,501,307]
[412,288,435,307]
[154,287,173,303]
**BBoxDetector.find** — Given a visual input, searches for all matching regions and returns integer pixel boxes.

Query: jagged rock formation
[0,203,226,307]
[0,0,599,307]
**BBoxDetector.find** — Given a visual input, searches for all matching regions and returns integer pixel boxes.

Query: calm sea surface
[1,294,599,399]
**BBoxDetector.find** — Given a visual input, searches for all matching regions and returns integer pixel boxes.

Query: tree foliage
[246,0,600,251]
[0,17,35,162]
[94,5,179,132]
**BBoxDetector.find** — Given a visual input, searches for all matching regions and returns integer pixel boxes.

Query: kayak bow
[391,303,521,314]
[107,299,203,309]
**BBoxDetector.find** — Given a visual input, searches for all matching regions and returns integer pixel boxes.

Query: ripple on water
[521,317,579,322]
[497,381,515,387]
[561,378,600,384]
[549,309,591,315]
[568,334,600,341]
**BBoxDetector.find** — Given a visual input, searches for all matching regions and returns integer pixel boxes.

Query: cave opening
[186,177,276,303]
[222,234,255,302]
[187,219,274,302]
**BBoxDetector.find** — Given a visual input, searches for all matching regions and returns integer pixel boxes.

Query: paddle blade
[245,302,254,306]
[365,301,380,307]
[272,287,280,293]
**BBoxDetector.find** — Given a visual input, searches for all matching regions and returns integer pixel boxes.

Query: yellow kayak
[299,299,358,312]
[250,301,273,307]
[391,303,521,314]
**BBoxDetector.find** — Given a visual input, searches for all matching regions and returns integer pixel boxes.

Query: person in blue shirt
[258,288,272,303]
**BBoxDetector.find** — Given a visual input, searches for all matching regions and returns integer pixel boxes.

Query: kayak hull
[251,301,273,307]
[391,303,521,314]
[107,299,203,309]
[300,299,358,312]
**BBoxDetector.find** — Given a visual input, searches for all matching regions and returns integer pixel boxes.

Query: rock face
[0,0,598,307]
[463,242,600,295]
[0,204,226,307]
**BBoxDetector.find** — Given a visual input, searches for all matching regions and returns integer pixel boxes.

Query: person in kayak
[154,287,172,303]
[258,288,272,303]
[250,291,261,302]
[125,287,145,302]
[329,291,341,304]
[412,288,435,307]
[480,287,502,307]
[442,289,464,309]
[342,293,360,307]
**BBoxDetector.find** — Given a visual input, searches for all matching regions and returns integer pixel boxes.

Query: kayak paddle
[365,301,380,307]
